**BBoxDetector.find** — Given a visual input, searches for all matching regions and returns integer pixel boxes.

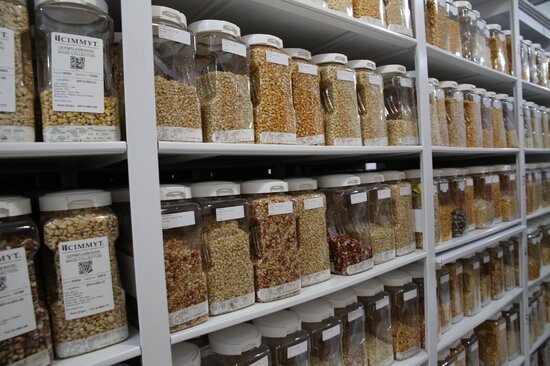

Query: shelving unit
[530,324,550,354]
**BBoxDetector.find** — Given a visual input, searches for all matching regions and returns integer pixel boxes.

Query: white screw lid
[291,299,334,323]
[453,1,472,9]
[376,64,406,75]
[0,196,31,218]
[381,170,406,182]
[35,0,108,12]
[311,53,348,65]
[172,342,201,366]
[191,181,240,198]
[286,178,317,192]
[39,190,111,211]
[208,323,262,356]
[485,91,497,98]
[111,188,130,203]
[283,48,311,61]
[151,6,187,28]
[507,96,514,103]
[472,10,480,17]
[533,43,542,48]
[323,288,358,309]
[357,172,384,184]
[160,184,192,201]
[353,279,384,297]
[379,269,412,287]
[496,93,508,100]
[438,349,450,361]
[439,81,458,89]
[525,39,533,45]
[466,166,489,174]
[486,24,502,31]
[404,169,421,179]
[502,30,512,36]
[440,168,462,177]
[428,78,439,86]
[347,59,376,70]
[404,262,424,278]
[241,179,288,194]
[254,310,301,338]
[317,174,361,188]
[474,88,487,95]
[492,164,513,172]
[457,83,476,91]
[188,19,241,38]
[241,34,283,49]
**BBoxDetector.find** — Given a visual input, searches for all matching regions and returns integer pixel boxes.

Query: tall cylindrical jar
[435,169,452,242]
[434,78,450,146]
[425,0,448,50]
[446,1,462,56]
[441,81,466,147]
[541,106,550,148]
[527,40,538,84]
[352,0,385,27]
[503,30,513,75]
[486,24,508,73]
[488,92,506,148]
[503,96,518,147]
[460,168,476,232]
[473,12,485,66]
[384,0,413,37]
[520,37,530,81]
[461,255,481,316]
[447,261,464,324]
[35,0,121,142]
[403,263,426,347]
[436,264,452,333]
[500,239,516,291]
[468,166,494,228]
[534,43,547,86]
[441,168,468,238]
[476,250,491,307]
[455,1,476,62]
[476,88,493,148]
[527,227,542,281]
[458,83,482,147]
[488,167,502,224]
[493,165,518,222]
[524,100,534,148]
[530,102,544,148]
[428,78,441,146]
[487,245,504,300]
[482,20,492,69]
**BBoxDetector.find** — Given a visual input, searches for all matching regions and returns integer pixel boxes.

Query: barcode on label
[347,308,364,322]
[350,192,367,204]
[216,205,245,222]
[337,70,355,82]
[399,186,411,196]
[304,197,324,210]
[440,274,450,284]
[404,289,417,301]
[287,341,308,359]
[298,63,318,75]
[378,189,391,199]
[322,325,341,341]
[266,51,289,66]
[268,202,293,216]
[376,296,389,310]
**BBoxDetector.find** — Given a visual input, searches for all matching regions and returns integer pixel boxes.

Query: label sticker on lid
[322,325,341,341]
[298,63,318,76]
[404,289,417,301]
[222,38,247,57]
[268,202,293,216]
[158,24,191,45]
[0,28,15,112]
[216,205,245,222]
[458,181,466,191]
[266,51,289,66]
[304,197,324,210]
[351,192,367,204]
[337,70,355,82]
[510,174,516,181]
[499,323,506,331]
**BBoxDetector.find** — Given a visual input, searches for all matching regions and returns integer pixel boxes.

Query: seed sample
[384,0,413,36]
[353,0,385,26]
[425,0,447,49]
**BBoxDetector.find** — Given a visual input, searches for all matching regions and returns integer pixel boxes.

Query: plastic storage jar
[486,24,508,73]
[324,289,367,366]
[520,37,530,81]
[541,217,550,265]
[528,227,542,281]
[534,165,544,209]
[189,20,254,143]
[523,101,534,148]
[425,0,448,49]
[191,181,255,315]
[352,0,385,26]
[543,163,550,206]
[441,81,466,147]
[438,349,454,366]
[442,168,468,238]
[488,92,506,148]
[436,264,452,333]
[242,34,296,145]
[283,48,324,145]
[446,1,462,56]
[209,323,272,366]
[472,12,484,65]
[545,282,550,320]
[312,53,362,146]
[384,0,413,36]
[526,165,536,214]
[503,30,513,75]
[455,1,476,61]
[460,168,475,232]
[254,311,310,366]
[434,78,450,146]
[503,96,519,147]
[403,263,426,348]
[458,84,482,147]
[0,196,53,365]
[379,270,420,360]
[533,43,545,85]
[447,261,464,323]
[461,331,480,366]
[318,174,373,275]
[542,108,550,148]
[0,0,35,142]
[476,315,507,366]
[480,18,491,67]
[487,245,504,300]
[527,40,539,84]
[450,339,466,366]
[475,88,493,148]
[428,78,441,146]
[460,255,481,316]
[493,164,518,222]
[353,279,394,366]
[530,102,544,148]
[476,250,491,307]
[536,44,549,87]
[326,0,352,15]
[500,239,516,291]
[357,172,395,264]
[285,178,330,287]
[39,190,128,357]
[35,0,120,142]
[347,59,388,146]
[381,171,415,256]
[377,64,418,146]
[151,6,201,142]
[404,169,428,247]
[435,169,452,242]
[488,167,502,224]
[172,342,201,366]
[468,166,494,229]
[501,305,520,361]
[241,179,301,302]
[290,299,344,366]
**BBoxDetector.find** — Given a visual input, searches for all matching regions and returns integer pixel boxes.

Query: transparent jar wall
[488,29,508,73]
[436,267,452,333]
[499,171,518,222]
[358,291,394,366]
[472,174,494,229]
[502,308,521,360]
[532,106,544,148]
[410,277,425,347]
[384,0,413,37]
[490,174,502,224]
[476,251,491,307]
[333,303,367,366]
[542,223,550,266]
[448,262,464,323]
[461,257,481,316]
[386,179,415,256]
[457,6,476,61]
[544,169,550,207]
[524,104,534,148]
[461,333,480,366]
[382,74,418,146]
[353,0,385,26]
[448,176,468,237]
[212,344,272,366]
[434,182,442,244]
[436,86,450,146]
[464,175,475,231]
[425,0,447,50]
[526,171,535,214]
[491,99,506,148]
[535,46,548,86]
[356,68,387,146]
[463,91,482,148]
[429,82,441,146]
[521,40,530,81]
[501,240,516,291]
[365,184,396,264]
[487,246,504,300]
[327,0,353,16]
[528,231,542,281]
[446,2,462,57]
[475,317,507,366]
[503,100,518,147]
[438,178,452,242]
[301,318,344,366]
[261,330,310,366]
[529,43,539,84]
[480,95,494,148]
[505,34,513,75]
[409,177,423,247]
[474,19,485,65]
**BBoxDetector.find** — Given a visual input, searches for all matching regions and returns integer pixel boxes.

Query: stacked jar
[476,87,494,147]
[442,168,468,237]
[446,1,462,56]
[403,262,426,347]
[493,165,518,222]
[475,314,507,366]
[502,96,519,147]
[458,83,482,147]
[209,323,271,366]
[460,168,476,232]
[434,78,450,146]
[476,250,491,307]
[461,255,482,316]
[468,166,494,229]
[486,24,509,73]
[528,226,542,281]
[440,81,466,147]
[500,239,517,291]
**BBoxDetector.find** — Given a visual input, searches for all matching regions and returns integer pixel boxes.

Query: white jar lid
[357,172,384,184]
[526,101,535,107]
[241,34,283,49]
[453,1,472,10]
[151,5,187,28]
[291,299,334,323]
[191,181,240,198]
[254,310,301,338]
[35,0,108,13]
[208,323,262,356]
[439,81,458,89]
[404,169,421,179]
[160,184,192,201]
[347,59,376,70]
[172,342,201,366]
[379,269,412,287]
[457,83,476,91]
[353,278,384,297]
[457,168,469,176]
[472,10,480,17]
[492,164,513,172]
[111,188,130,203]
[428,78,439,86]
[474,88,486,95]
[376,64,406,75]
[533,43,542,48]
[39,189,111,211]
[495,93,508,100]
[466,166,489,174]
[507,96,515,103]
[286,178,317,192]
[241,179,288,194]
[485,91,497,98]
[486,24,501,31]
[283,48,311,61]
[317,174,361,188]
[525,39,533,45]
[441,168,461,177]
[502,30,512,36]
[0,196,31,218]
[323,288,357,309]
[438,349,450,361]
[311,53,347,65]
[381,170,405,182]
[188,19,241,38]
[404,262,424,278]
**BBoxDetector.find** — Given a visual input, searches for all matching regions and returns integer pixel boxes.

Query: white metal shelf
[0,142,127,158]
[522,80,550,104]
[392,350,429,366]
[526,148,550,154]
[526,206,550,220]
[528,265,550,288]
[530,324,550,354]
[432,147,520,157]
[509,355,526,366]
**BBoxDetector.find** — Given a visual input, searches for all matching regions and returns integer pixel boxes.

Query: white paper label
[287,341,308,359]
[472,95,480,103]
[510,314,517,321]
[492,176,500,184]
[210,129,254,143]
[216,205,245,221]
[162,211,195,230]
[466,178,473,186]
[322,325,341,341]
[456,264,463,275]
[348,308,364,322]
[477,20,484,30]
[0,28,15,112]
[345,259,372,275]
[449,5,458,16]
[304,197,324,210]
[440,274,450,284]
[157,126,202,142]
[43,125,120,142]
[483,255,489,263]
[266,51,289,66]
[260,132,296,144]
[438,0,446,6]
[440,183,449,192]
[473,262,480,269]
[0,247,36,342]
[351,192,367,204]
[59,236,114,320]
[400,78,413,88]
[458,181,466,191]
[413,209,424,233]
[507,103,513,111]
[297,134,325,145]
[494,101,502,109]
[399,186,411,196]
[333,137,362,146]
[169,300,208,327]
[378,189,391,200]
[368,74,382,86]
[51,32,104,113]
[497,249,503,258]
[376,296,390,310]
[0,126,34,142]
[499,33,505,41]
[404,289,417,301]
[499,323,506,331]
[268,202,293,216]
[436,90,444,99]
[471,341,478,351]
[158,24,190,45]
[298,63,318,76]
[251,356,269,366]
[337,70,355,82]
[510,244,515,251]
[221,38,247,57]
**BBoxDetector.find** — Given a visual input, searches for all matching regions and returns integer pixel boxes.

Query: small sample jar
[476,315,507,366]
[384,0,413,37]
[209,323,271,366]
[529,102,544,148]
[500,239,517,291]
[511,237,520,286]
[404,169,426,247]
[501,305,520,361]
[425,0,448,49]
[348,59,388,146]
[434,169,452,243]
[283,48,324,145]
[542,163,550,206]
[404,263,426,348]
[487,92,506,148]
[528,227,542,281]
[438,349,454,366]
[520,37,530,81]
[377,64,418,146]
[493,164,518,222]
[476,250,491,307]
[455,1,476,62]
[428,78,441,146]
[527,40,539,84]
[434,78,450,146]
[461,331,480,366]
[242,179,301,302]
[541,217,550,265]
[172,342,201,366]
[542,108,550,148]
[254,311,310,366]
[487,245,504,300]
[526,165,536,214]
[488,167,502,225]
[446,1,462,56]
[242,34,296,144]
[486,24,508,73]
[447,261,464,323]
[285,178,330,287]
[523,100,534,148]
[534,165,544,209]
[318,174,373,275]
[473,12,486,65]
[191,181,255,315]
[352,0,385,27]
[458,83,482,147]
[326,0,353,16]
[291,299,344,366]
[441,168,468,238]
[436,264,452,333]
[189,20,254,143]
[460,255,481,316]
[534,43,547,86]
[450,339,466,366]
[503,96,519,147]
[476,88,494,148]
[312,53,362,146]
[460,168,476,232]
[483,20,492,69]
[379,270,420,360]
[503,30,513,75]
[440,81,466,147]
[467,166,494,229]
[354,279,394,366]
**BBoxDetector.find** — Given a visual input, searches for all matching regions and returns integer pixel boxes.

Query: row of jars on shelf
[529,283,549,349]
[534,338,550,366]
[526,163,550,215]
[527,217,550,282]
[523,103,550,149]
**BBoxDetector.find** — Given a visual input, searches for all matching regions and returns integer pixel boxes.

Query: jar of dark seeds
[459,168,475,232]
[441,168,468,238]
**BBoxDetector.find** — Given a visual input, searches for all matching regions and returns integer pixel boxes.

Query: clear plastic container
[0,196,53,365]
[111,33,125,139]
[503,30,513,75]
[285,178,330,287]
[473,12,485,65]
[543,163,550,207]
[487,92,506,148]
[520,37,530,81]
[426,0,448,49]
[476,250,491,307]
[404,263,426,348]
[482,20,492,69]
[446,1,462,56]
[428,78,441,146]
[493,165,518,222]
[528,227,542,281]
[283,48,324,145]
[503,96,518,147]
[546,52,550,88]
[541,217,550,266]
[447,261,464,323]
[461,331,480,366]
[348,59,388,146]
[534,43,546,86]
[458,84,482,147]
[528,40,539,86]
[312,53,362,146]
[434,78,450,146]
[381,171,415,256]
[460,255,481,316]
[530,102,544,148]
[39,190,128,358]
[209,323,272,366]
[318,174,373,275]
[189,20,254,143]
[500,239,516,291]
[377,64,418,146]
[384,0,413,36]
[526,166,536,214]
[242,180,301,302]
[440,81,466,148]
[379,270,420,360]
[152,6,201,142]
[501,305,520,361]
[487,245,504,300]
[404,169,427,247]
[324,289,367,366]
[455,1,476,62]
[172,342,201,366]
[191,181,255,315]
[242,34,296,144]
[327,0,353,16]
[450,339,466,366]
[476,314,507,366]
[460,168,476,232]
[290,299,344,366]
[468,166,494,229]
[542,107,550,148]
[353,279,394,366]
[0,0,35,142]
[35,0,121,142]
[476,88,494,148]
[352,0,385,27]
[488,167,502,225]
[524,100,534,148]
[537,288,546,336]
[436,264,452,333]
[435,169,452,243]
[486,24,508,73]
[254,311,310,366]
[442,168,468,238]
[534,165,544,210]
[545,282,550,321]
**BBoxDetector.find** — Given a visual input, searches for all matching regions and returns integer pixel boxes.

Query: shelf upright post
[120,0,172,364]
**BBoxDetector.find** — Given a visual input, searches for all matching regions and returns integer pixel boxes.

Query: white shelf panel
[522,80,550,105]
[52,327,141,366]
[437,288,523,352]
[435,220,523,254]
[530,324,550,354]
[392,350,429,366]
[526,148,550,154]
[509,355,526,366]
[171,250,425,344]
[527,206,550,220]
[432,147,520,157]
[0,142,127,158]
[528,265,550,288]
